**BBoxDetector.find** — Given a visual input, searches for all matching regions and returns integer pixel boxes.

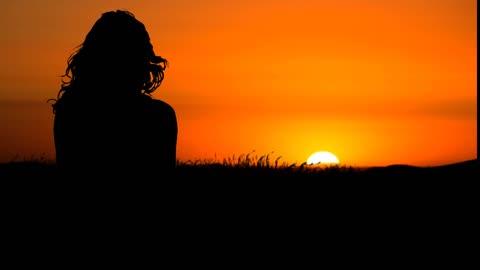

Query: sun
[307,151,339,165]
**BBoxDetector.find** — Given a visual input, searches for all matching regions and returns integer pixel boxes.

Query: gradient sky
[0,0,477,167]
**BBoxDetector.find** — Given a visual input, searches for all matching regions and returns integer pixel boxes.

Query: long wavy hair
[50,10,168,113]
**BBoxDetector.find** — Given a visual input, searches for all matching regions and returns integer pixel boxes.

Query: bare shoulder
[143,96,176,117]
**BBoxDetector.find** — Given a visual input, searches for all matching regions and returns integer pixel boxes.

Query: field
[1,153,475,223]
[1,152,476,180]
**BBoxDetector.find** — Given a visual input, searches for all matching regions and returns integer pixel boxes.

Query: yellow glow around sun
[307,151,340,165]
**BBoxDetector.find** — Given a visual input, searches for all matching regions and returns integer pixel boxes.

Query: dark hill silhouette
[362,159,477,179]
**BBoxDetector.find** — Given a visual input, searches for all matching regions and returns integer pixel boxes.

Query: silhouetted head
[51,10,168,110]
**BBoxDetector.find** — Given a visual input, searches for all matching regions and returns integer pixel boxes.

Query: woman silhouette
[50,10,177,178]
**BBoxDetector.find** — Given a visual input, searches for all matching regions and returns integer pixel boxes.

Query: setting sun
[307,151,340,165]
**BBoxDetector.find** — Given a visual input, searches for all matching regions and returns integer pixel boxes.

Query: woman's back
[54,93,177,178]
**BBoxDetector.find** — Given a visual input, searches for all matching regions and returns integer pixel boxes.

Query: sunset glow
[0,0,476,167]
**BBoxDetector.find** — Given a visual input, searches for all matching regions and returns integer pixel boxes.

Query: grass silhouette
[1,151,476,216]
[175,150,358,180]
[0,150,364,181]
[1,150,476,181]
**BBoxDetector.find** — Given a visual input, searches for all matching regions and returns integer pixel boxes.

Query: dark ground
[0,158,477,180]
[1,160,474,268]
[0,159,476,201]
[1,159,475,241]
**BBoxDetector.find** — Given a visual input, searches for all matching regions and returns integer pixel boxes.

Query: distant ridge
[432,159,477,169]
[362,159,477,179]
[377,159,477,169]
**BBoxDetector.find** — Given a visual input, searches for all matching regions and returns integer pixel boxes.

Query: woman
[50,10,177,178]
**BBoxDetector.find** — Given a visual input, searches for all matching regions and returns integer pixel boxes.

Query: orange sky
[0,0,477,167]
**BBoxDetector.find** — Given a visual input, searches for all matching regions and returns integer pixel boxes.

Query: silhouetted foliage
[1,152,476,181]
